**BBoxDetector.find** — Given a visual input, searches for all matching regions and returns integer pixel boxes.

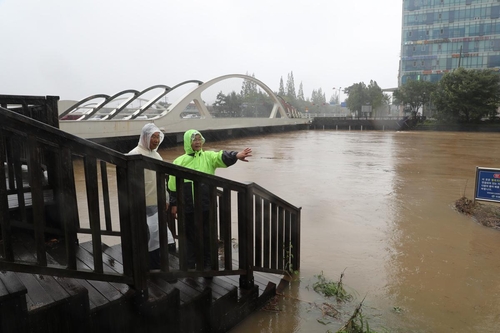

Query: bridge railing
[0,107,301,298]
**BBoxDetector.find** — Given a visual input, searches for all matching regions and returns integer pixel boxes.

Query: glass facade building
[400,0,500,85]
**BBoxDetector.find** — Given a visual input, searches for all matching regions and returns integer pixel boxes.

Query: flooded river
[158,130,500,333]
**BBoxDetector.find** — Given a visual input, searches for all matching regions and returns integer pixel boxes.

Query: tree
[286,72,296,99]
[432,68,500,123]
[344,82,367,118]
[311,88,326,105]
[212,91,242,117]
[241,72,258,98]
[329,93,338,105]
[345,81,390,118]
[367,80,390,111]
[278,77,285,96]
[297,82,304,101]
[393,80,436,117]
[309,88,328,113]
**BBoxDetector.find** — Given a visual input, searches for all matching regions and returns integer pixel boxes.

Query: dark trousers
[185,211,211,269]
[149,248,161,270]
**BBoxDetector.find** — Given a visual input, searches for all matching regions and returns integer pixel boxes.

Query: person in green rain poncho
[168,129,252,270]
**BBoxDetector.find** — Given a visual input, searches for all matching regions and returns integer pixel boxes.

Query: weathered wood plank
[0,271,28,333]
[0,271,27,300]
[83,156,104,273]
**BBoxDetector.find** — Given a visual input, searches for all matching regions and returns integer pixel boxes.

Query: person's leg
[149,248,161,270]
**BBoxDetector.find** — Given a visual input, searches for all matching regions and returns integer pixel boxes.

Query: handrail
[0,106,301,300]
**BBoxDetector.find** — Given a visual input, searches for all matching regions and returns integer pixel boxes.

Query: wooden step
[58,241,173,333]
[2,234,285,333]
[6,232,90,333]
[0,271,28,332]
[102,242,286,333]
[16,272,90,333]
[101,243,256,332]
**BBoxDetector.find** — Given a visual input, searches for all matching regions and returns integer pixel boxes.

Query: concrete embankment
[310,117,500,132]
[310,117,406,131]
[413,122,500,132]
[90,122,310,152]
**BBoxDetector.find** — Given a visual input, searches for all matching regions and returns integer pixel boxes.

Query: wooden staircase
[0,100,299,333]
[0,232,285,333]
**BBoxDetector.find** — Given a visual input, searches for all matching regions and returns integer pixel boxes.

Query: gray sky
[0,0,402,103]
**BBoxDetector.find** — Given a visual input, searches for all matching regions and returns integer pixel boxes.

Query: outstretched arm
[221,148,252,166]
[236,148,252,162]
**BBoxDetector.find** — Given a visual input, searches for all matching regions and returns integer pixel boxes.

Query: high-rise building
[399,0,500,85]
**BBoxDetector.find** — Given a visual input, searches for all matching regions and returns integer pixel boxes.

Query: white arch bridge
[58,74,308,149]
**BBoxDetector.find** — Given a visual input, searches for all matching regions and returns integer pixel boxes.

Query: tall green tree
[393,79,436,117]
[432,68,500,123]
[212,91,242,117]
[311,88,326,105]
[241,72,258,99]
[344,82,368,118]
[297,82,304,101]
[278,77,285,96]
[286,72,296,99]
[309,88,327,113]
[367,80,390,111]
[329,93,338,105]
[345,81,389,118]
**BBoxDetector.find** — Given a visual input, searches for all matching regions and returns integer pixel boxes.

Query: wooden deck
[0,232,287,333]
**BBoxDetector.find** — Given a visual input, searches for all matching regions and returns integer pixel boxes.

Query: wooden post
[118,157,149,299]
[46,95,60,129]
[27,136,47,267]
[0,132,14,261]
[291,208,301,271]
[238,187,254,289]
[57,147,79,270]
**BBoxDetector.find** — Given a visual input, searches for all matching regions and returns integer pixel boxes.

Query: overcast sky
[0,0,402,104]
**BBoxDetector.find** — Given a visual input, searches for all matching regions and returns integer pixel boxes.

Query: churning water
[158,130,500,333]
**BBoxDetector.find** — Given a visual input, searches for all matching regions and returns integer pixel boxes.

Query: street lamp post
[332,87,342,105]
[332,87,342,116]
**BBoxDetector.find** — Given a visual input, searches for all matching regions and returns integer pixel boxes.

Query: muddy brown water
[77,130,500,332]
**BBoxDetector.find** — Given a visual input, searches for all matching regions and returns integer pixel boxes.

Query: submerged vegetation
[313,272,382,333]
[313,271,352,303]
[335,298,377,333]
[265,270,392,333]
[284,244,299,278]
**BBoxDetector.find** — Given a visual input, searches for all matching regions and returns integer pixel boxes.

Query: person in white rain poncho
[127,123,174,269]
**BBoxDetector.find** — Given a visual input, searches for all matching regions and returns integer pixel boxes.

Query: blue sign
[475,167,500,202]
[340,102,347,107]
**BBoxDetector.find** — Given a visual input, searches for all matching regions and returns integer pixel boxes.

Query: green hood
[183,129,205,154]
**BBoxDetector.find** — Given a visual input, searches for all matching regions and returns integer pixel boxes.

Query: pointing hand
[236,148,252,162]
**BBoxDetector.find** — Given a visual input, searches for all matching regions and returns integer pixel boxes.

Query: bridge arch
[100,89,141,120]
[58,94,109,120]
[157,74,287,120]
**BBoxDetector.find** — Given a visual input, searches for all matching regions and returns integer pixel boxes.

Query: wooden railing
[0,94,59,128]
[0,106,301,299]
